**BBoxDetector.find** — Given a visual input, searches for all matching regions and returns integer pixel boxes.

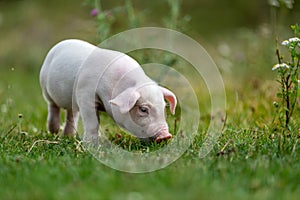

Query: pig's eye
[138,106,149,115]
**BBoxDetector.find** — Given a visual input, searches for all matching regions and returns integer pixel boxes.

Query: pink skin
[154,87,176,142]
[155,131,172,142]
[151,125,173,142]
[40,39,177,144]
[154,88,175,142]
[110,84,177,142]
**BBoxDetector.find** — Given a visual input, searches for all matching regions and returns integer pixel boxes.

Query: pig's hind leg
[63,110,79,136]
[47,103,60,134]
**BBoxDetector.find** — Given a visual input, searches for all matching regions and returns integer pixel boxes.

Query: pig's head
[109,84,177,142]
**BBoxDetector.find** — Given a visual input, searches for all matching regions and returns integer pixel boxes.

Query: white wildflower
[285,0,294,9]
[298,80,300,83]
[32,126,38,133]
[288,37,300,43]
[281,40,289,46]
[272,63,290,71]
[268,0,280,7]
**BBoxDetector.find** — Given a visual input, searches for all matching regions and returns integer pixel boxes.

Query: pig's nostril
[155,133,172,143]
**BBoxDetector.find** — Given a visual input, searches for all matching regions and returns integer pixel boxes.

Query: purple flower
[90,8,98,17]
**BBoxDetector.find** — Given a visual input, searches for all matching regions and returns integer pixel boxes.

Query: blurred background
[0,0,299,73]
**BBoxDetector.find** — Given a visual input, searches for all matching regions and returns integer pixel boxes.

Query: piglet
[40,39,177,143]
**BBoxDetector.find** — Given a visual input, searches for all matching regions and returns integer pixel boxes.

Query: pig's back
[40,39,96,109]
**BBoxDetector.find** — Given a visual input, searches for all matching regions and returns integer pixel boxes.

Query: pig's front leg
[75,67,101,146]
[80,104,100,146]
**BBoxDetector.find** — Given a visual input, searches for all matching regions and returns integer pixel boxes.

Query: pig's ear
[160,86,177,115]
[109,88,140,114]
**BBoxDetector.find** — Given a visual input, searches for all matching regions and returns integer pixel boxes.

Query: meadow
[0,0,300,199]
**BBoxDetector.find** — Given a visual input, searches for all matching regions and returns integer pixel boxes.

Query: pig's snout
[154,127,172,142]
[155,131,172,143]
[141,125,173,142]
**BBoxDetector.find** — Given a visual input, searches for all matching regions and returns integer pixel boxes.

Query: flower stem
[276,37,282,64]
[95,0,101,12]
